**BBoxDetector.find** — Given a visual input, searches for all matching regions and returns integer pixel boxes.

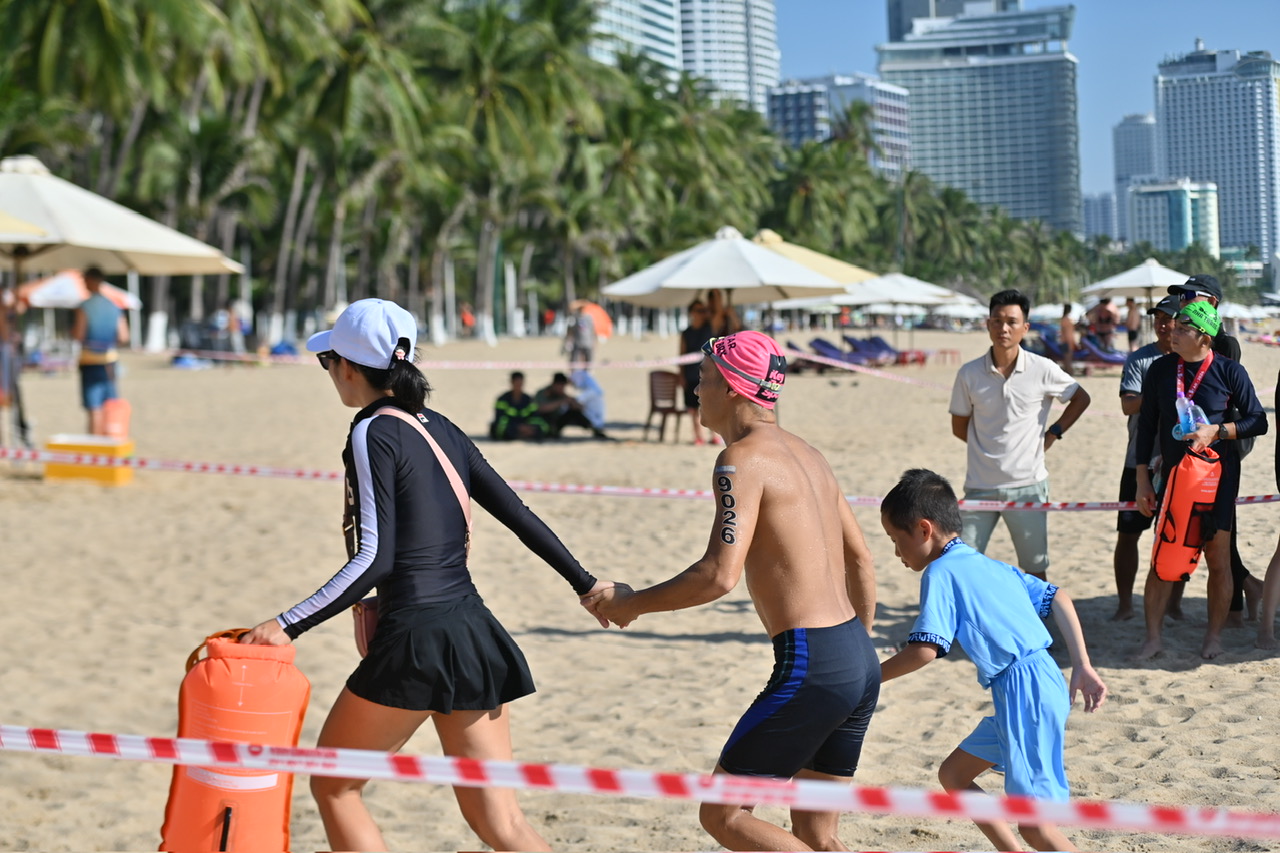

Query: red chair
[644,371,687,442]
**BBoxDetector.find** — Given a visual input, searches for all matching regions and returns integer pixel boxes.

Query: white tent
[601,226,846,308]
[0,155,243,278]
[1082,258,1188,301]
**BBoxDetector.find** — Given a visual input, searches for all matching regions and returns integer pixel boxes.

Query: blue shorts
[79,364,118,410]
[958,649,1070,801]
[719,618,880,779]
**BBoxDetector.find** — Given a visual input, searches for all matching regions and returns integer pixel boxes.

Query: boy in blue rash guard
[879,468,1108,853]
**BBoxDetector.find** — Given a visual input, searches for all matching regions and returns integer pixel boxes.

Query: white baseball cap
[306,298,417,369]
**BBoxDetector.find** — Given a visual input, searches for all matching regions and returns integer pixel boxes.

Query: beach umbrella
[0,209,45,237]
[751,229,878,285]
[18,269,142,310]
[569,299,613,340]
[0,155,243,279]
[601,226,845,308]
[1082,258,1188,301]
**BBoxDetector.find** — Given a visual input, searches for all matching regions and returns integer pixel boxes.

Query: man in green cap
[1132,300,1268,660]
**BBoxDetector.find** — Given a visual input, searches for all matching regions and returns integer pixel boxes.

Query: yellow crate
[44,434,135,486]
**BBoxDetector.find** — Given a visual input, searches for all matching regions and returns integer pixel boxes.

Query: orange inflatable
[1151,446,1221,582]
[160,630,310,852]
[102,397,131,439]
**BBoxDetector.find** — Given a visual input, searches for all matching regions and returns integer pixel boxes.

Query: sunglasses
[316,350,341,370]
[1178,290,1214,302]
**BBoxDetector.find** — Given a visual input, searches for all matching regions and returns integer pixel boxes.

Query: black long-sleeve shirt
[1135,353,1267,511]
[279,400,596,638]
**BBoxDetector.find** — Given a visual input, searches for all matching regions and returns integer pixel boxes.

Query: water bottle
[1172,394,1208,441]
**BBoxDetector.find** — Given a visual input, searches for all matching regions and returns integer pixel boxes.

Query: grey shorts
[961,479,1050,575]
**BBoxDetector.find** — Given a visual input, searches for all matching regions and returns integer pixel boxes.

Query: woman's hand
[239,618,292,645]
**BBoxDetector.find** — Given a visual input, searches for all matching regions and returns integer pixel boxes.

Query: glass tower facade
[1129,179,1220,258]
[680,0,780,114]
[1156,44,1280,264]
[877,3,1082,234]
[767,73,910,178]
[590,0,682,76]
[1112,113,1157,242]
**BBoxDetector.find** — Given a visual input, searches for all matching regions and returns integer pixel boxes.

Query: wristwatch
[1219,423,1230,440]
[1047,423,1064,440]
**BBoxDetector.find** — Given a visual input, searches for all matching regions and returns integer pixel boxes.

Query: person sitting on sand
[879,468,1107,853]
[586,331,880,852]
[535,372,610,439]
[1132,300,1268,660]
[491,371,547,441]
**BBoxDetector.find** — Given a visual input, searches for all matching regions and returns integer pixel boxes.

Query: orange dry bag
[160,630,310,852]
[1151,446,1221,582]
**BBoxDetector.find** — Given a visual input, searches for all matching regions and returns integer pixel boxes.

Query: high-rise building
[767,73,910,178]
[589,0,682,76]
[680,0,780,114]
[1128,179,1220,258]
[1112,113,1157,242]
[1083,192,1117,241]
[877,2,1081,234]
[1156,42,1280,265]
[886,0,1022,42]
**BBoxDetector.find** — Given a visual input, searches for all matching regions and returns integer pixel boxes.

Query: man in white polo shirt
[950,289,1092,579]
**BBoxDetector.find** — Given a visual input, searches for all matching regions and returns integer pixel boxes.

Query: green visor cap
[1177,300,1222,337]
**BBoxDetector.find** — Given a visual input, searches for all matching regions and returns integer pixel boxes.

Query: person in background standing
[1124,297,1143,351]
[680,299,715,445]
[707,288,742,337]
[563,301,597,368]
[72,267,129,435]
[1058,304,1077,376]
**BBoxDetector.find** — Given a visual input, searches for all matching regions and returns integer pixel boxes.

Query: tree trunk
[475,220,498,345]
[355,194,378,302]
[287,175,324,315]
[323,200,348,310]
[104,98,149,198]
[269,146,312,341]
[562,243,577,306]
[407,225,422,325]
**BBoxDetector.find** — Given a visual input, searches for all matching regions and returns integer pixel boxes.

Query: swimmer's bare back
[714,422,876,638]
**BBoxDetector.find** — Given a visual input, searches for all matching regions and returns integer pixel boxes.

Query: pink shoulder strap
[374,406,472,535]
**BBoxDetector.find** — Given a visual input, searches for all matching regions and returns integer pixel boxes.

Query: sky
[775,0,1277,195]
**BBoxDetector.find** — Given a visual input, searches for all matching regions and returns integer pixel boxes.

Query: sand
[2,327,1279,852]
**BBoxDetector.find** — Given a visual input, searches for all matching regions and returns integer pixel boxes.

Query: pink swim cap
[701,331,787,409]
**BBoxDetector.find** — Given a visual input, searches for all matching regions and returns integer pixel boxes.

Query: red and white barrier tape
[6,447,1280,511]
[1,723,1276,840]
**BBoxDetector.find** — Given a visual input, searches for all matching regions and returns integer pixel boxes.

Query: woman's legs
[311,687,432,852]
[432,706,551,852]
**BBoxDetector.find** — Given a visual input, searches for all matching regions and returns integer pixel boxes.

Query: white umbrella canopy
[1082,258,1189,300]
[0,208,45,236]
[0,155,243,277]
[601,226,845,308]
[930,301,988,320]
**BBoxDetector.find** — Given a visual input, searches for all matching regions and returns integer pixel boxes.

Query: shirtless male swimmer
[586,331,880,852]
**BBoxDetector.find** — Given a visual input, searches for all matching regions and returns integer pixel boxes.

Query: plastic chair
[644,371,687,442]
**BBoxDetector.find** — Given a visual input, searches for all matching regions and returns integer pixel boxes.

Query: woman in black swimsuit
[241,299,612,851]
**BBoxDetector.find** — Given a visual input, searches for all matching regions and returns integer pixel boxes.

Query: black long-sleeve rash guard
[278,400,597,638]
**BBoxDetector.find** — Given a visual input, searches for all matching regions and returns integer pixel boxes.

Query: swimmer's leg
[699,764,810,852]
[790,768,851,851]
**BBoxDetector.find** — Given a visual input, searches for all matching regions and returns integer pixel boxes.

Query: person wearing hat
[1110,295,1180,622]
[585,331,881,852]
[238,299,614,850]
[1133,300,1268,660]
[1168,275,1262,627]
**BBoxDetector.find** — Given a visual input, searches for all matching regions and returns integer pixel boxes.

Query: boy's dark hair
[881,468,963,536]
[510,371,525,382]
[989,289,1030,321]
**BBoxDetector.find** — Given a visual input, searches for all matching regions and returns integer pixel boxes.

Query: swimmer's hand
[580,580,617,628]
[239,619,292,645]
[1070,664,1107,713]
[584,583,638,629]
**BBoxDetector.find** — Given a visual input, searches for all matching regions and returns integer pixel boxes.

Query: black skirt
[346,593,535,713]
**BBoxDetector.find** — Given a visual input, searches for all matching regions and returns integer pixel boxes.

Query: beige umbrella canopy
[752,229,877,285]
[0,155,243,278]
[602,226,846,308]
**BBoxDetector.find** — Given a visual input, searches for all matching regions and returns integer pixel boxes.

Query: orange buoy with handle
[159,629,310,852]
[1151,446,1221,582]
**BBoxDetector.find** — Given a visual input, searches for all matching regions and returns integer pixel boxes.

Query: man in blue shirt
[72,268,129,434]
[880,468,1107,852]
